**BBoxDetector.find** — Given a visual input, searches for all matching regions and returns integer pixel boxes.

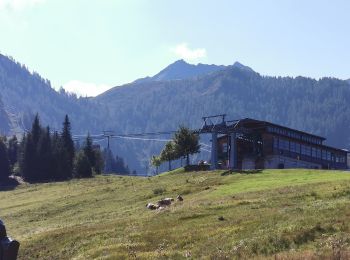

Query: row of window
[267,126,323,145]
[273,137,346,163]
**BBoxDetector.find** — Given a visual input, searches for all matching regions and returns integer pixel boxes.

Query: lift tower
[199,114,250,170]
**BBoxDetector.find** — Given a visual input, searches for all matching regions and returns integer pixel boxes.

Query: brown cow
[157,198,174,206]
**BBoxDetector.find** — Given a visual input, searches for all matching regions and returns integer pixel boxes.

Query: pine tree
[37,127,52,181]
[83,134,95,170]
[18,134,26,176]
[31,114,41,146]
[61,115,75,179]
[0,138,11,182]
[93,149,104,174]
[22,114,44,181]
[74,150,92,178]
[151,155,161,175]
[21,133,36,182]
[7,135,18,167]
[51,131,64,180]
[173,126,200,166]
[160,141,178,171]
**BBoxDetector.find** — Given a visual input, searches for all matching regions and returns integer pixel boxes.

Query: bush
[153,187,166,195]
[74,151,92,178]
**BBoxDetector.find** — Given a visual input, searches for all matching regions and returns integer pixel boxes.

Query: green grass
[2,169,350,259]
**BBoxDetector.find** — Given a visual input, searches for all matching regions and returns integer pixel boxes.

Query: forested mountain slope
[0,95,10,134]
[96,65,350,173]
[0,54,103,134]
[1,53,350,174]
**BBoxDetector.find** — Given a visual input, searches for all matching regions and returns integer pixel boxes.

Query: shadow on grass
[221,169,263,176]
[0,177,20,191]
[184,165,210,172]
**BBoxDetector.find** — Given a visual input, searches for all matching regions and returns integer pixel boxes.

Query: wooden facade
[217,118,348,170]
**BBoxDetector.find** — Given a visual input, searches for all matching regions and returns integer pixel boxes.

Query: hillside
[2,169,350,259]
[0,95,11,134]
[95,66,350,173]
[0,54,103,135]
[2,54,350,174]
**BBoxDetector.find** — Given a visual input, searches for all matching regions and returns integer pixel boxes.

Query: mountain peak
[135,60,226,83]
[133,60,255,84]
[232,61,254,72]
[173,59,188,65]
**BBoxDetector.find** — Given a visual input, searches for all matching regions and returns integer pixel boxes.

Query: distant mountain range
[1,53,350,174]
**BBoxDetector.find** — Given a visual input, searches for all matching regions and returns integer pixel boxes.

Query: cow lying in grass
[146,196,182,210]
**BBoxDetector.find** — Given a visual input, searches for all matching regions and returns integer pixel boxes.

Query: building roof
[236,118,326,141]
[216,118,348,154]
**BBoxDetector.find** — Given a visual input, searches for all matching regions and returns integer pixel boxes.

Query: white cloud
[0,0,45,10]
[171,43,207,61]
[62,80,112,97]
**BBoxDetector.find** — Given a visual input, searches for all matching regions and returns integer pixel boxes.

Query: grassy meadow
[1,169,350,259]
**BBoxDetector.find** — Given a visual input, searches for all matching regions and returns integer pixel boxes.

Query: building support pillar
[229,132,237,170]
[210,132,218,170]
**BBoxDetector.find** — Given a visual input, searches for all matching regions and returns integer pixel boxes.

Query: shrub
[153,187,166,195]
[74,151,92,178]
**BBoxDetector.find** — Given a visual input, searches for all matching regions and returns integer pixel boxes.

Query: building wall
[242,157,255,170]
[264,155,322,169]
[268,134,347,170]
[217,132,348,170]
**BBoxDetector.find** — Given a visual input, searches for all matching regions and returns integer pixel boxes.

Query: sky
[0,0,350,96]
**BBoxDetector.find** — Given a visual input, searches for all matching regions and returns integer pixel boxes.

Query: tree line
[0,114,104,183]
[151,126,200,174]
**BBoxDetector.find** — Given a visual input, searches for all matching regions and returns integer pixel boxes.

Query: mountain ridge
[1,54,350,174]
[132,59,255,84]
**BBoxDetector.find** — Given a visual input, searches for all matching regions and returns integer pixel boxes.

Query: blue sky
[0,0,349,96]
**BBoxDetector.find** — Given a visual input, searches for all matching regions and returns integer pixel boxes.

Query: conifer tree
[31,114,41,146]
[83,134,95,169]
[173,126,200,166]
[0,138,11,181]
[61,115,75,179]
[93,149,104,174]
[160,141,178,171]
[37,127,52,180]
[151,155,161,175]
[18,134,26,176]
[51,131,64,180]
[21,133,36,182]
[7,135,18,167]
[74,150,92,178]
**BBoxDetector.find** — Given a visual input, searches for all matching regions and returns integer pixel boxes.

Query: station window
[311,147,317,158]
[290,142,296,152]
[273,137,278,149]
[316,149,321,159]
[279,138,289,150]
[322,150,327,160]
[301,145,309,155]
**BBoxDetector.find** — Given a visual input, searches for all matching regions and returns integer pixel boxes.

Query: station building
[214,118,348,170]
